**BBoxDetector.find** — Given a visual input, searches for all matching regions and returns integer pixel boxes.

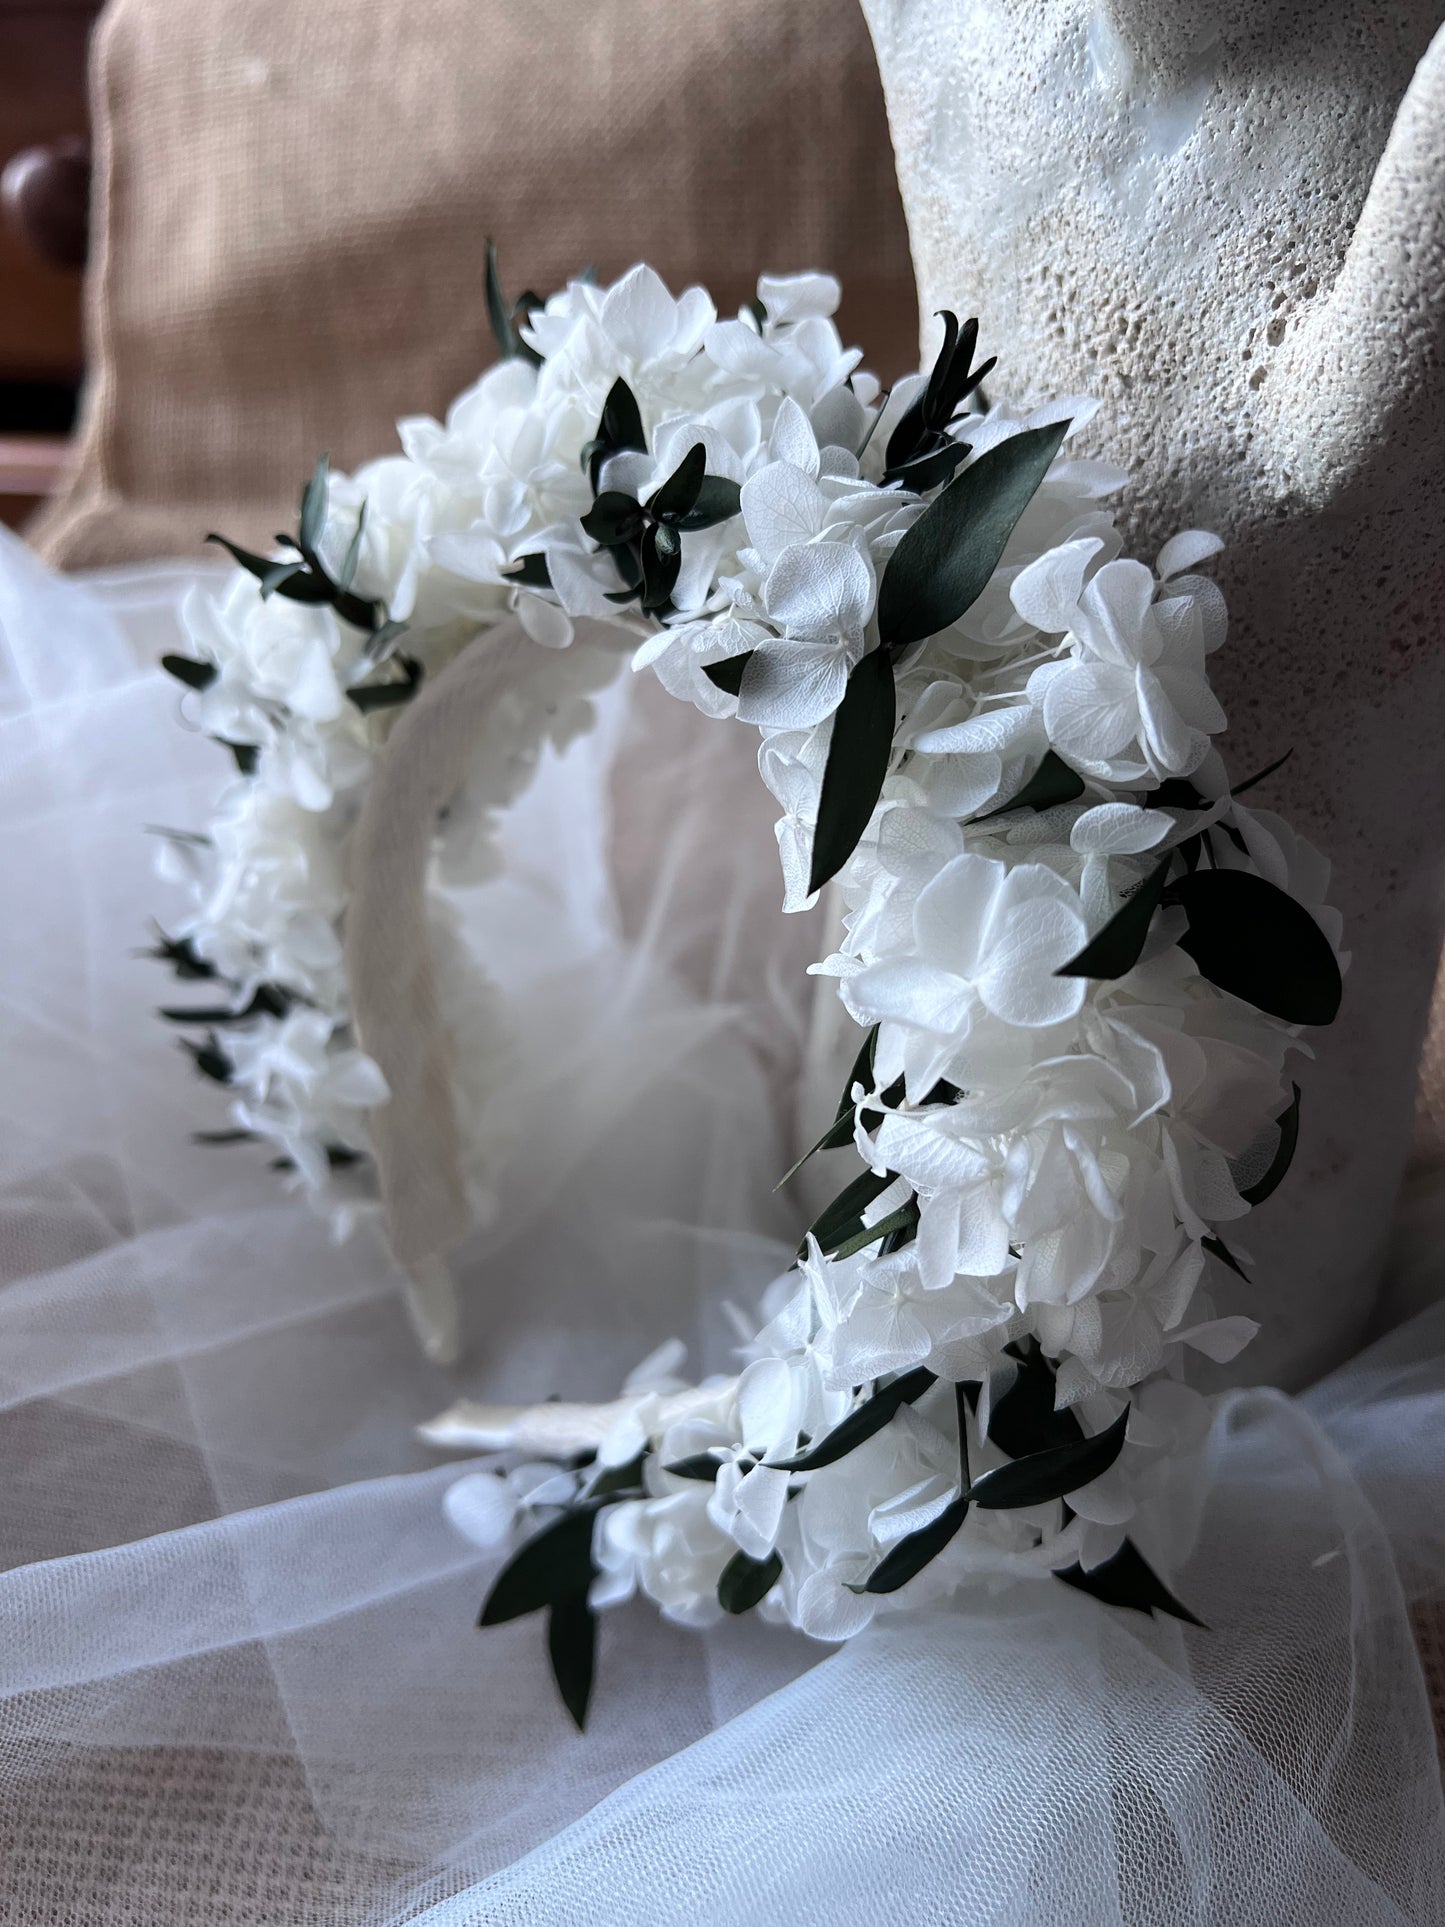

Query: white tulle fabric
[1,527,1441,1924]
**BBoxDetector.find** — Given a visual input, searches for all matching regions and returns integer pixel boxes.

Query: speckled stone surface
[852,1,1445,1388]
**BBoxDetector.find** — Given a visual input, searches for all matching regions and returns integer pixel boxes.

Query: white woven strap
[345,617,622,1360]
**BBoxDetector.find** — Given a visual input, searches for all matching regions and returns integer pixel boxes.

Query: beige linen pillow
[33,0,916,566]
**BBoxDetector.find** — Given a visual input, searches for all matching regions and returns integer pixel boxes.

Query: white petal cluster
[147,262,1341,1630]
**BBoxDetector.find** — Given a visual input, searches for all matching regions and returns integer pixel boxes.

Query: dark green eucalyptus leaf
[585,377,648,491]
[855,387,891,464]
[161,654,216,692]
[506,552,552,589]
[768,1366,936,1473]
[1237,1083,1302,1208]
[546,1593,597,1730]
[159,982,289,1024]
[883,390,929,475]
[260,558,311,599]
[299,455,329,556]
[884,438,972,495]
[717,1548,782,1615]
[648,443,706,523]
[268,1143,364,1175]
[876,419,1070,652]
[338,504,367,592]
[181,1033,233,1085]
[663,1453,725,1482]
[1169,870,1343,1026]
[862,1493,969,1594]
[221,741,260,776]
[349,658,423,713]
[930,317,990,427]
[798,1164,898,1261]
[1056,855,1172,981]
[364,617,410,660]
[674,476,743,531]
[586,1452,646,1500]
[921,310,964,429]
[745,296,768,331]
[978,749,1085,819]
[639,523,681,613]
[969,1405,1129,1511]
[581,492,645,547]
[942,350,996,423]
[1202,1233,1250,1281]
[702,651,754,696]
[1055,1537,1205,1627]
[485,238,519,360]
[988,1346,1083,1457]
[602,378,646,452]
[146,930,218,980]
[332,586,384,631]
[207,529,333,605]
[1230,747,1292,798]
[807,646,895,895]
[776,1024,879,1189]
[206,533,284,580]
[828,1195,921,1261]
[1148,777,1207,811]
[480,1505,599,1626]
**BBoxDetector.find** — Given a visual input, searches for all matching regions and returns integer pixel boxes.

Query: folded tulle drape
[0,530,1440,1924]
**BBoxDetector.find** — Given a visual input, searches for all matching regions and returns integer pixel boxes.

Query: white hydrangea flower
[1018,550,1227,783]
[839,854,1089,1095]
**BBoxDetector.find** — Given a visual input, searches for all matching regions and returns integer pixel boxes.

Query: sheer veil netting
[1,525,1442,1924]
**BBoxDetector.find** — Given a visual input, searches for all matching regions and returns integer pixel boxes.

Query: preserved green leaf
[807,647,895,895]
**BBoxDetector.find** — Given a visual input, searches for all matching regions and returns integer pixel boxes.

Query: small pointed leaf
[161,654,216,691]
[485,238,518,360]
[506,552,552,589]
[807,646,895,895]
[827,1195,920,1261]
[1237,1084,1302,1208]
[776,1024,878,1188]
[702,651,753,696]
[480,1505,598,1626]
[1055,1537,1205,1627]
[339,504,367,592]
[299,455,329,556]
[648,443,706,522]
[969,1405,1129,1511]
[978,749,1085,819]
[877,419,1070,653]
[717,1548,782,1614]
[581,492,645,546]
[546,1593,597,1730]
[798,1164,898,1261]
[768,1367,936,1473]
[1056,856,1172,980]
[674,476,742,531]
[663,1454,725,1482]
[862,1494,969,1594]
[1202,1233,1250,1281]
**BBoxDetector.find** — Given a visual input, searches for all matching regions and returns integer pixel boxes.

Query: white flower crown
[152,258,1344,1727]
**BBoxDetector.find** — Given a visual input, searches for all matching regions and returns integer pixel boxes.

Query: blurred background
[0,0,97,530]
[0,0,918,560]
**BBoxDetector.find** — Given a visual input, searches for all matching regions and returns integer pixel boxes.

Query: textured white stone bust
[849,0,1445,1385]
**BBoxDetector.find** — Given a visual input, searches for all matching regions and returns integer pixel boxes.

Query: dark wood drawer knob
[2,137,91,273]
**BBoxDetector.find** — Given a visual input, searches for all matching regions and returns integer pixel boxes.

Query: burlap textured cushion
[33,0,916,567]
